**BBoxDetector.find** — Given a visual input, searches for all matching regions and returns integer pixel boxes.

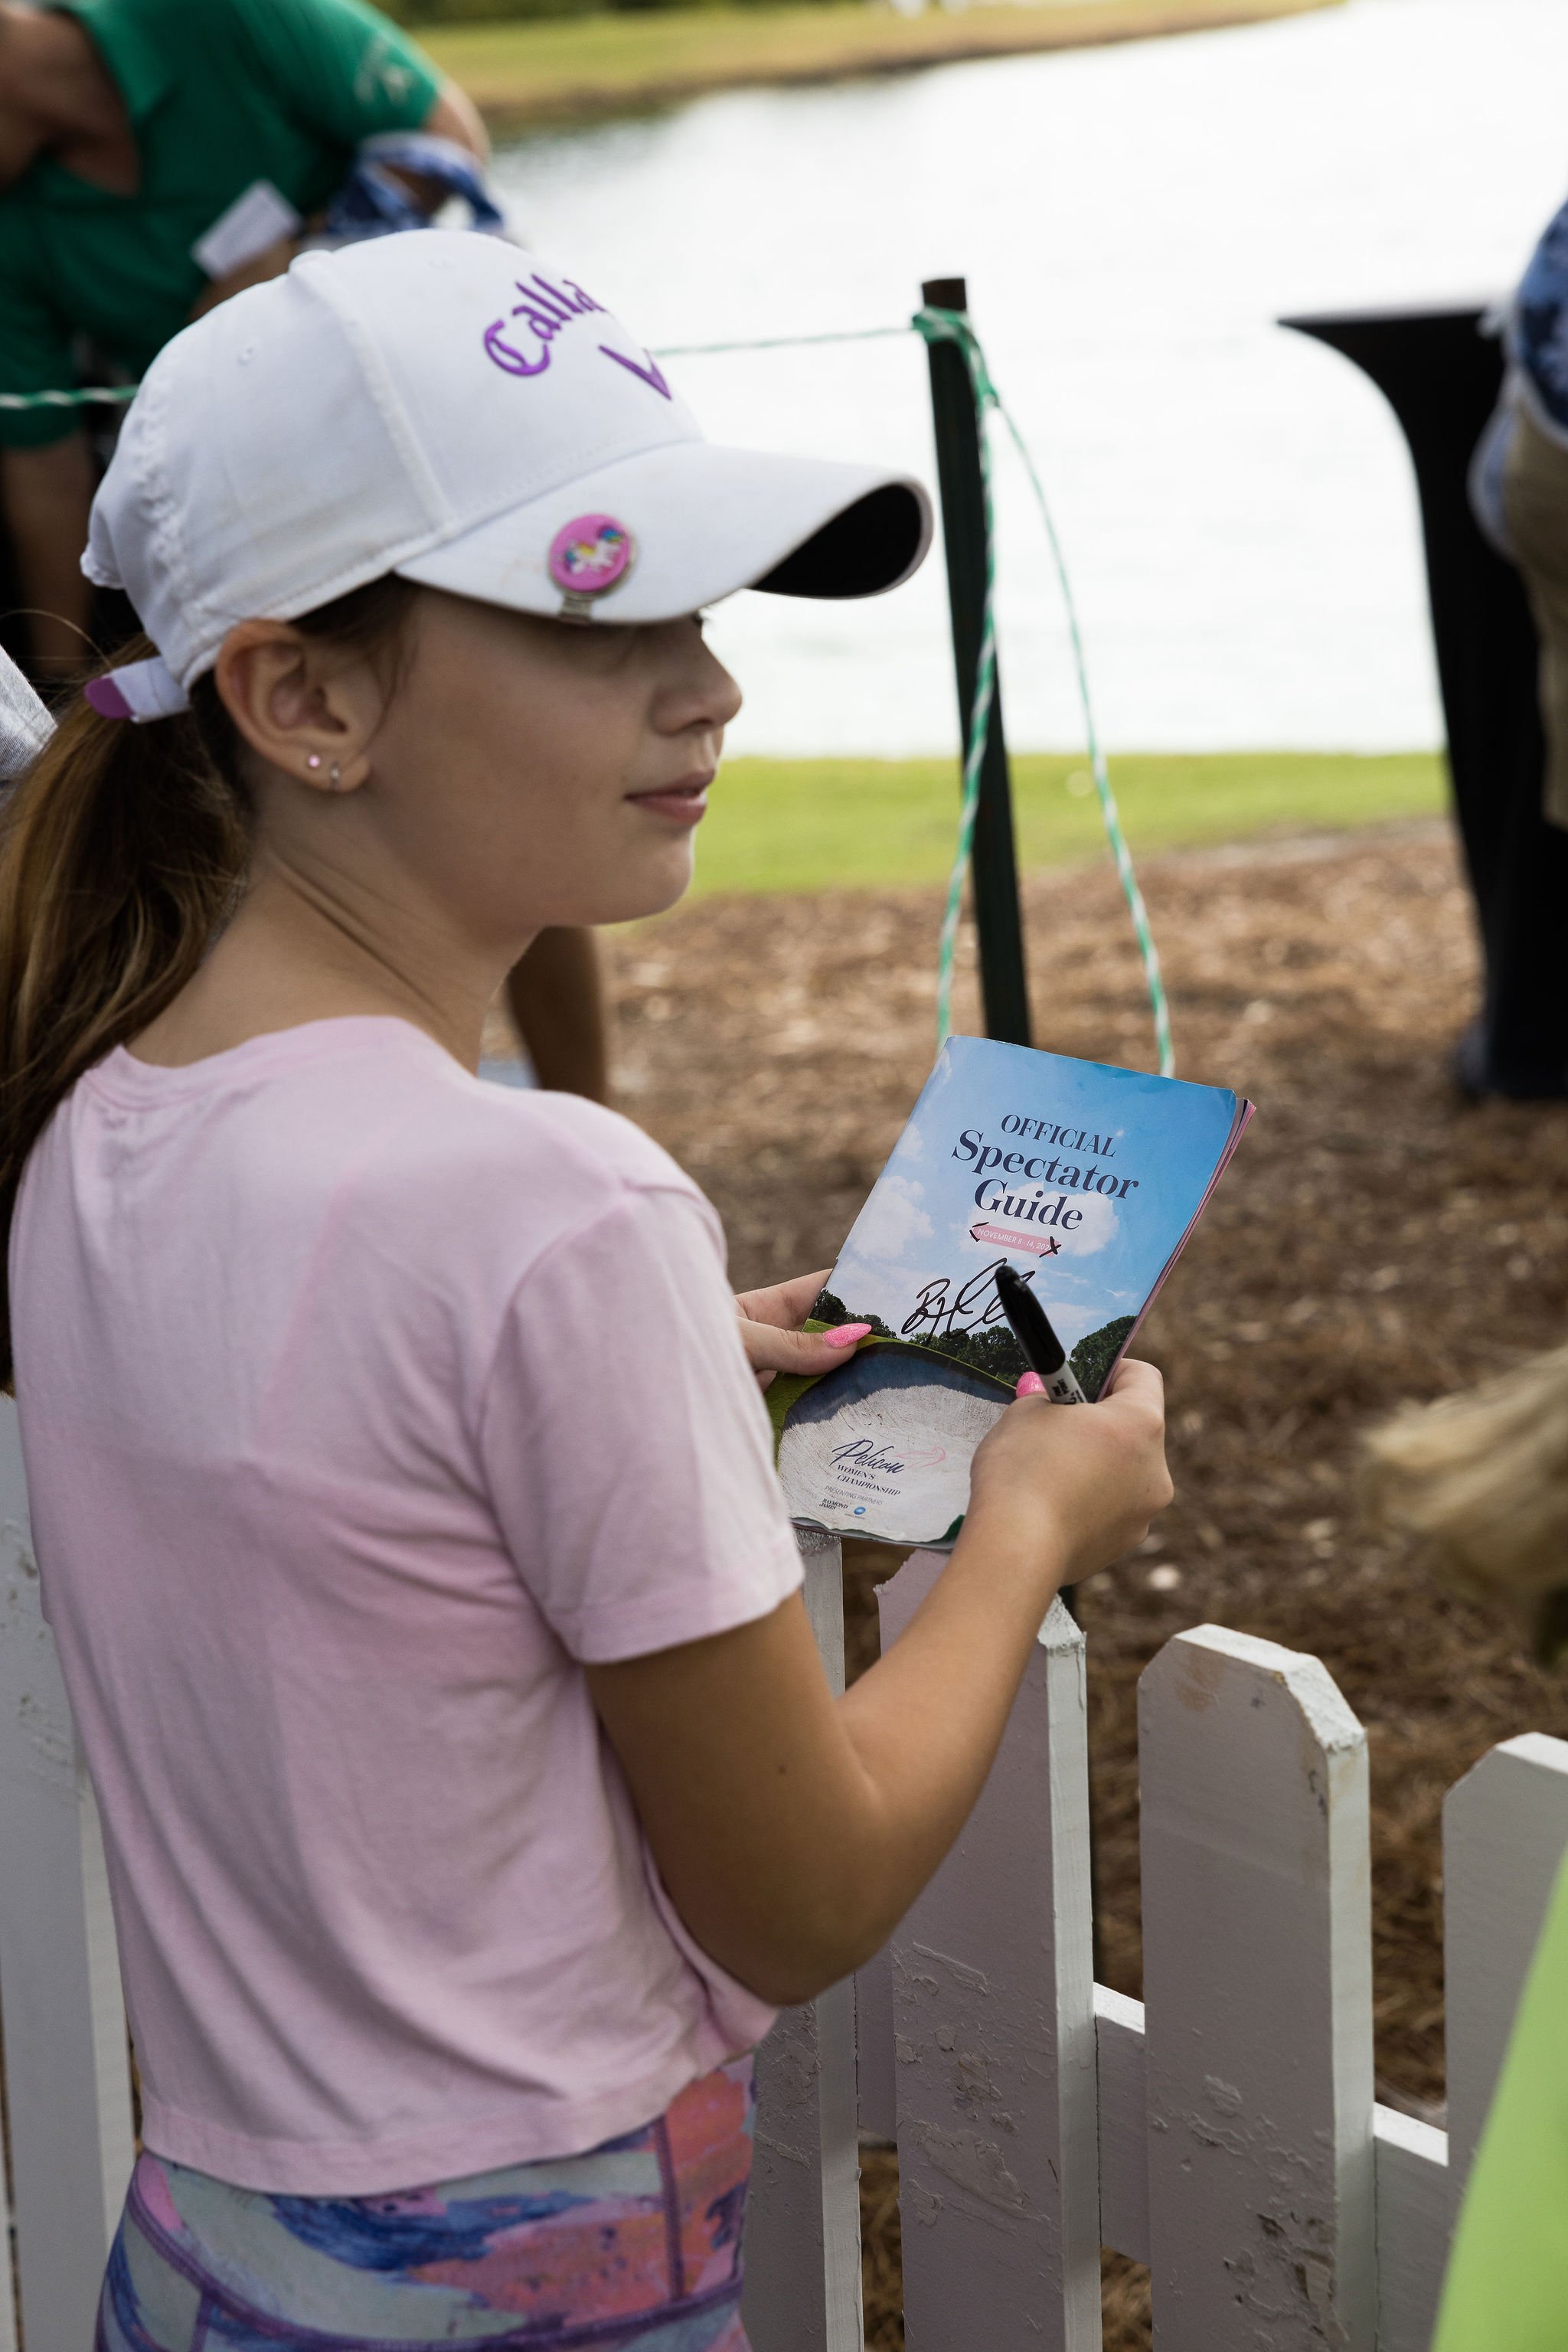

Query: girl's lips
[625,776,711,827]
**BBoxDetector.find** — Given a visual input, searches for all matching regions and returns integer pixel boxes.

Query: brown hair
[0,574,419,1385]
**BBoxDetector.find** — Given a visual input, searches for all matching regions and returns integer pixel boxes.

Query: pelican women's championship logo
[547,516,634,598]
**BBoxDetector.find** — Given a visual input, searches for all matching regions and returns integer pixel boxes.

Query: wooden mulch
[579,818,1568,2348]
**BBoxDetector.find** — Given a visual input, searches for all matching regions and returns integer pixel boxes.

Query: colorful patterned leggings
[97,2059,755,2351]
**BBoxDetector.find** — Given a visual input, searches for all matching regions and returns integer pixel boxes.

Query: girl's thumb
[779,1321,871,1369]
[738,1318,872,1382]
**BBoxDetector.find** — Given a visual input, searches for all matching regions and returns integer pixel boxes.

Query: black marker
[994,1263,1089,1405]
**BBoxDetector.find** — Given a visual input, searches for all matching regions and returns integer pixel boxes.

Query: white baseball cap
[83,232,932,718]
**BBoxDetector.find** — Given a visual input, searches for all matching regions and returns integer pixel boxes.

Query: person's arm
[371,79,488,214]
[190,74,492,321]
[588,1361,1169,2004]
[505,927,609,1102]
[482,1191,1168,2008]
[191,0,492,319]
[416,79,488,166]
[0,235,96,678]
[2,433,95,681]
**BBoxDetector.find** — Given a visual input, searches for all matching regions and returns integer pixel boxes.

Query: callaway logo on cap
[82,233,932,720]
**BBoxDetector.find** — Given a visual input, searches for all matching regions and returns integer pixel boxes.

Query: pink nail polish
[1016,1370,1047,1396]
[823,1322,872,1350]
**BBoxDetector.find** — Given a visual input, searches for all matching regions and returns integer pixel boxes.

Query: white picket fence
[743,1540,1568,2352]
[2,1419,1566,2350]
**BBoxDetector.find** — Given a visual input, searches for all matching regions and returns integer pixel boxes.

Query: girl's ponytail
[0,638,250,1382]
[0,575,418,1385]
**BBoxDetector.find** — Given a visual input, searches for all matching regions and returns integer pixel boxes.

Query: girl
[0,233,1170,2348]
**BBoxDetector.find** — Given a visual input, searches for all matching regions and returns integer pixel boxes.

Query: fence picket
[0,1397,134,2352]
[1442,1731,1568,2215]
[1372,2106,1449,2352]
[880,1557,1100,2350]
[1139,1625,1375,2350]
[1094,1985,1149,2265]
[743,1530,864,2352]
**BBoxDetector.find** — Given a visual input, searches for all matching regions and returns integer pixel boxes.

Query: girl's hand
[967,1356,1171,1586]
[735,1269,871,1389]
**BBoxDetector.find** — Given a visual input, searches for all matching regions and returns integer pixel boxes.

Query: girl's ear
[212,619,382,792]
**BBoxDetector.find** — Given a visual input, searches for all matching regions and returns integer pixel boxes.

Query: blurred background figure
[0,0,608,1098]
[1462,188,1568,1100]
[1474,200,1568,844]
[0,0,485,684]
[1368,1342,1568,1661]
[1369,1351,1568,2350]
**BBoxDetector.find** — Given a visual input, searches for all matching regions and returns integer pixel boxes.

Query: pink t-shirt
[11,1018,802,2194]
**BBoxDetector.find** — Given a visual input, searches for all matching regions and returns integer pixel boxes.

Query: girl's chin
[536,848,697,929]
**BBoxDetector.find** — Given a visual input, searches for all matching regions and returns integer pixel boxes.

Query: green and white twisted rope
[912,302,1174,1078]
[0,384,137,410]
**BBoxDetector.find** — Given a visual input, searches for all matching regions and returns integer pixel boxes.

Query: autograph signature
[900,1257,1027,1343]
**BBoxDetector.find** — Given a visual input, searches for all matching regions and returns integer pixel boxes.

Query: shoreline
[423,0,1341,132]
[642,750,1444,900]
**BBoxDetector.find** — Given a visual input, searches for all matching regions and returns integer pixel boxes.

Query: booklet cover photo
[775,1034,1251,1547]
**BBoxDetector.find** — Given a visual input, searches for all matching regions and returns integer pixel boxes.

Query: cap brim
[394,439,931,623]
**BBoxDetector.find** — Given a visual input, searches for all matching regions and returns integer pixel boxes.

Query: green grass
[686,750,1445,897]
[421,0,1338,125]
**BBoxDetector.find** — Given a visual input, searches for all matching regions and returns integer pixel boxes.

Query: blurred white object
[191,181,302,280]
[0,649,51,781]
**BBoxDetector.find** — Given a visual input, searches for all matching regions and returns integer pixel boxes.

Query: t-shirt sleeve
[0,226,84,449]
[479,1184,804,1664]
[233,0,442,147]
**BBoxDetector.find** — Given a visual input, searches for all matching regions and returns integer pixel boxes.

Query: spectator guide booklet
[773,1035,1252,1548]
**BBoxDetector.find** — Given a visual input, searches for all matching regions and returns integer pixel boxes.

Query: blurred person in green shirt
[0,0,490,682]
[0,0,609,1099]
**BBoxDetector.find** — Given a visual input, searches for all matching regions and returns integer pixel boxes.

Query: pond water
[492,0,1568,757]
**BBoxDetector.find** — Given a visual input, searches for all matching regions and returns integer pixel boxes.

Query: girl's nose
[655,625,743,737]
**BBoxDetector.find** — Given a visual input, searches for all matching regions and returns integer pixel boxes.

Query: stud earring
[329,761,342,788]
[305,753,322,773]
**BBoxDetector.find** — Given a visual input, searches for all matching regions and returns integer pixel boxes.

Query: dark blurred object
[921,273,1031,1050]
[1283,305,1568,1098]
[319,131,504,240]
[1,383,137,688]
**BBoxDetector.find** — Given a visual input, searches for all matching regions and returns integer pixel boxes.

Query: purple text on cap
[599,346,671,401]
[483,274,606,379]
